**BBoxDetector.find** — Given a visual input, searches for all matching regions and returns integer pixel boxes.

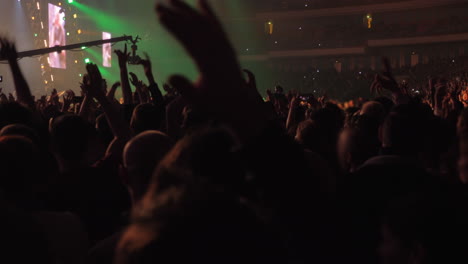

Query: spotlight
[84,58,90,63]
[68,0,74,3]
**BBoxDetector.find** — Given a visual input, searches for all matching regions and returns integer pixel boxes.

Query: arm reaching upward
[0,38,34,108]
[155,0,267,141]
[115,44,133,105]
[138,54,164,105]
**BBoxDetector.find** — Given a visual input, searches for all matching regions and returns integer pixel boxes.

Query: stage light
[77,29,82,34]
[68,0,74,3]
[81,46,86,49]
[67,32,70,36]
[58,2,62,6]
[34,33,38,37]
[74,60,78,64]
[51,75,54,82]
[79,74,82,77]
[32,16,35,20]
[37,2,40,10]
[45,81,48,84]
[84,58,90,63]
[73,14,77,19]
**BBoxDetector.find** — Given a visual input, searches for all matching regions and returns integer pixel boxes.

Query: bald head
[360,101,385,123]
[123,131,173,200]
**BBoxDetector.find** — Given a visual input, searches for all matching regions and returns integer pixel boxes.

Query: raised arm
[0,38,34,108]
[129,72,150,104]
[86,63,130,160]
[138,54,163,105]
[115,44,133,105]
[155,0,267,141]
[107,81,121,102]
[370,57,409,105]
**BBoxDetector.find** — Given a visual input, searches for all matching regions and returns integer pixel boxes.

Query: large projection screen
[49,3,66,69]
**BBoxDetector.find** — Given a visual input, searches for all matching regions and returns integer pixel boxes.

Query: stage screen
[48,3,66,69]
[103,32,112,67]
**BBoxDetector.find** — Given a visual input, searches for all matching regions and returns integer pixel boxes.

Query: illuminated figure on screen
[49,4,66,69]
[103,32,112,67]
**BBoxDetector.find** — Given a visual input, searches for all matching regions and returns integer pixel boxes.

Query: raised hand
[0,37,34,108]
[107,81,121,101]
[156,0,267,140]
[86,63,130,160]
[114,44,132,104]
[129,72,143,88]
[138,52,152,73]
[370,57,399,94]
[114,44,130,66]
[0,38,18,62]
[85,63,107,100]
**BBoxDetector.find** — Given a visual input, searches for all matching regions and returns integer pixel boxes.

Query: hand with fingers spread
[138,53,153,75]
[129,72,150,103]
[0,38,18,62]
[129,72,144,88]
[115,44,130,67]
[156,0,266,140]
[85,64,107,100]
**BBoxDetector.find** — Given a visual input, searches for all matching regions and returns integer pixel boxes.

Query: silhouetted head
[361,101,386,124]
[115,127,281,264]
[0,124,40,147]
[338,127,379,172]
[123,131,174,202]
[0,102,34,131]
[130,104,164,135]
[381,105,424,156]
[296,119,329,155]
[50,114,95,161]
[146,126,242,196]
[373,96,394,115]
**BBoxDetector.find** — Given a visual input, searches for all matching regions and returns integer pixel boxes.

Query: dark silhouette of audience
[0,1,467,263]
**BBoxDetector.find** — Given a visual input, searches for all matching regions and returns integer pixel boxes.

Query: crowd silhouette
[1,0,468,264]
